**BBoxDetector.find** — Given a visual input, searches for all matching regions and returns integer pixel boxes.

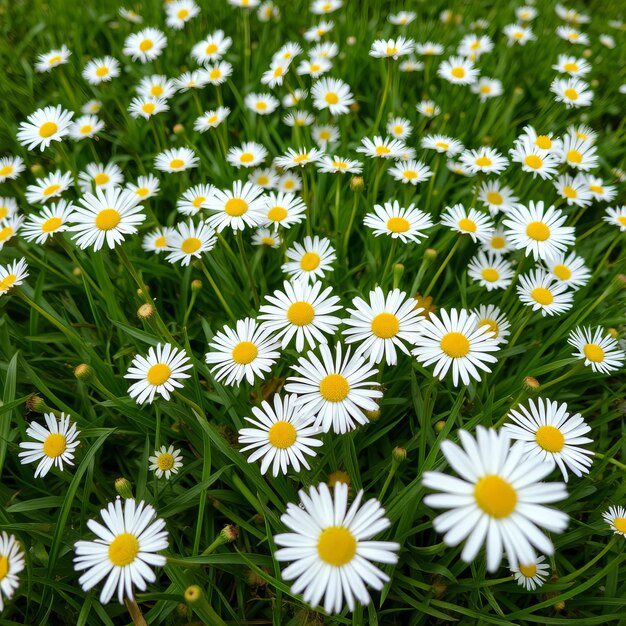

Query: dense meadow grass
[0,0,625,624]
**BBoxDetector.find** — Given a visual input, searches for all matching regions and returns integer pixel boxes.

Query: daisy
[282,236,336,282]
[423,426,569,571]
[472,304,510,344]
[369,37,414,59]
[275,147,324,170]
[310,0,342,14]
[468,252,514,291]
[245,93,280,115]
[35,45,71,72]
[478,181,518,215]
[258,1,279,20]
[440,205,494,243]
[127,174,160,200]
[272,41,303,63]
[386,117,412,140]
[459,147,508,175]
[202,61,233,86]
[554,174,593,207]
[0,156,25,183]
[0,215,23,249]
[164,221,216,266]
[604,206,626,231]
[568,327,626,374]
[81,99,102,115]
[194,106,230,132]
[503,201,575,261]
[261,192,307,230]
[68,187,145,251]
[388,160,432,185]
[0,258,29,295]
[471,77,503,101]
[316,156,363,174]
[68,114,105,140]
[125,343,192,403]
[555,4,590,25]
[285,343,382,433]
[511,556,549,591]
[309,42,338,59]
[123,28,167,63]
[544,251,590,290]
[0,197,18,220]
[128,96,169,120]
[364,201,433,243]
[552,54,591,77]
[556,25,589,45]
[142,226,175,254]
[567,124,597,144]
[274,482,399,613]
[176,184,214,216]
[503,24,536,45]
[154,148,199,173]
[18,412,80,478]
[516,6,538,21]
[585,176,617,203]
[399,58,423,72]
[551,77,593,108]
[191,30,232,64]
[22,199,74,244]
[389,11,416,25]
[458,34,494,60]
[25,170,73,204]
[343,287,424,366]
[421,135,464,156]
[518,126,563,154]
[415,42,444,56]
[283,111,316,127]
[227,142,268,169]
[356,136,405,160]
[74,499,168,604]
[252,227,281,248]
[136,75,176,100]
[173,70,208,92]
[82,56,120,84]
[296,57,331,78]
[149,445,183,479]
[303,20,334,42]
[283,89,309,108]
[261,59,291,87]
[311,77,354,115]
[249,167,278,189]
[165,0,200,29]
[603,506,626,537]
[517,270,574,317]
[119,7,143,23]
[509,138,560,180]
[558,134,598,171]
[239,394,323,476]
[205,318,281,386]
[416,100,440,117]
[17,105,73,151]
[77,162,124,194]
[438,56,479,85]
[278,172,303,193]
[0,533,25,611]
[205,181,266,232]
[412,308,500,386]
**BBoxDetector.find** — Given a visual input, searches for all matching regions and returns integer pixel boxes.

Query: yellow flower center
[403,170,418,180]
[142,102,156,114]
[332,161,348,169]
[255,102,268,111]
[154,235,167,248]
[265,207,288,224]
[583,343,604,362]
[535,135,552,149]
[192,196,206,208]
[136,187,149,197]
[564,88,578,101]
[519,563,537,578]
[147,363,171,385]
[205,43,218,54]
[300,251,321,271]
[478,319,499,338]
[553,264,571,280]
[491,236,505,250]
[435,141,449,150]
[261,236,275,246]
[563,186,577,199]
[287,301,315,326]
[567,149,582,163]
[371,312,399,338]
[139,39,153,52]
[43,433,67,458]
[0,226,13,241]
[39,121,58,138]
[440,332,470,357]
[474,475,517,518]
[324,92,339,105]
[589,184,603,194]
[94,173,110,185]
[535,425,565,453]
[283,180,295,190]
[231,341,258,364]
[317,526,357,566]
[42,216,62,233]
[451,66,465,78]
[375,145,390,155]
[224,198,248,216]
[80,124,93,134]
[48,55,62,64]
[257,176,269,185]
[293,153,309,163]
[95,208,121,230]
[177,8,189,18]
[210,68,222,80]
[181,237,202,254]
[470,41,481,49]
[319,130,331,140]
[524,155,543,169]
[310,64,321,72]
[207,115,218,124]
[531,287,553,305]
[458,218,477,233]
[481,268,499,282]
[239,152,254,163]
[0,273,17,290]
[156,453,175,470]
[386,46,398,55]
[273,66,283,77]
[0,556,8,581]
[43,184,61,196]
[480,85,491,94]
[0,165,13,176]
[618,216,626,226]
[169,159,185,169]
[475,156,492,167]
[108,533,140,567]
[319,374,350,402]
[95,66,109,77]
[613,518,626,533]
[151,85,164,96]
[268,421,297,448]
[486,191,503,205]
[526,221,550,241]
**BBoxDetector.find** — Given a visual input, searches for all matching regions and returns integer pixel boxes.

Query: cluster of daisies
[0,0,624,620]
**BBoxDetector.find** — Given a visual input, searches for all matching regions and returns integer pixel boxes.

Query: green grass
[0,0,625,624]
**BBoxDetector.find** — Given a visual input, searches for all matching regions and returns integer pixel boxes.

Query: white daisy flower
[35,45,71,72]
[0,258,29,295]
[201,61,233,86]
[556,25,589,44]
[363,201,433,243]
[283,110,316,127]
[0,197,18,221]
[261,59,291,87]
[148,445,183,479]
[261,192,307,230]
[399,57,424,72]
[191,30,232,64]
[356,136,406,159]
[472,304,510,344]
[438,56,479,85]
[77,162,124,194]
[205,181,266,232]
[440,204,494,243]
[252,227,281,248]
[554,173,593,207]
[303,20,334,42]
[416,100,441,117]
[568,327,626,374]
[123,28,167,63]
[415,41,444,55]
[249,167,278,189]
[316,156,363,174]
[552,54,591,76]
[518,125,563,154]
[128,96,169,120]
[126,174,160,200]
[511,556,549,591]
[467,252,514,291]
[277,172,303,193]
[369,36,415,59]
[119,7,143,23]
[459,147,508,175]
[296,57,331,78]
[81,99,102,115]
[283,88,308,108]
[176,184,214,216]
[21,199,74,244]
[543,251,590,290]
[421,135,464,156]
[226,142,268,169]
[604,206,626,231]
[164,220,216,266]
[503,24,536,45]
[82,56,120,84]
[125,343,193,403]
[567,123,597,144]
[550,77,593,108]
[142,227,176,254]
[282,235,336,282]
[136,75,176,100]
[509,137,561,180]
[480,228,511,255]
[0,215,24,249]
[274,147,324,170]
[477,181,518,215]
[25,170,73,204]
[0,156,25,183]
[555,5,590,25]
[458,34,494,60]
[194,106,230,132]
[154,148,199,173]
[388,159,433,185]
[312,124,339,148]
[68,114,105,140]
[558,134,598,171]
[517,269,574,317]
[173,70,208,92]
[389,11,416,25]
[0,533,25,611]
[603,506,626,537]
[585,175,617,202]
[244,93,280,115]
[310,0,342,14]
[308,42,338,59]
[16,105,73,152]
[311,77,354,115]
[165,0,200,29]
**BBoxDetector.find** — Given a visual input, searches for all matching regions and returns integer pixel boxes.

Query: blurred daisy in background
[0,532,25,611]
[0,258,29,295]
[123,28,167,63]
[35,45,71,72]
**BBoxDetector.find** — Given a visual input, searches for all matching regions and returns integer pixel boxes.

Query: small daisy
[74,499,168,604]
[165,0,200,29]
[35,45,71,72]
[0,533,25,611]
[245,93,280,115]
[503,24,536,45]
[128,96,169,120]
[440,204,494,243]
[68,187,145,251]
[311,125,339,150]
[388,159,433,185]
[127,174,160,200]
[252,227,281,248]
[283,110,316,127]
[503,201,575,261]
[554,174,593,208]
[468,252,514,291]
[357,136,406,160]
[369,36,414,59]
[511,556,549,591]
[416,100,441,117]
[415,42,444,56]
[509,138,560,180]
[504,398,593,482]
[227,142,268,169]
[22,199,74,244]
[364,201,433,243]
[0,197,18,221]
[82,56,120,84]
[303,20,334,42]
[275,147,324,170]
[412,308,500,386]
[205,318,281,387]
[472,304,510,344]
[558,134,598,171]
[191,30,232,64]
[568,327,626,374]
[459,147,508,175]
[125,344,193,404]
[282,236,336,282]
[176,184,214,216]
[261,59,291,87]
[25,170,73,204]
[518,126,563,154]
[423,426,569,572]
[77,162,124,194]
[311,77,354,115]
[551,77,593,108]
[478,181,518,215]
[458,34,494,60]
[261,192,307,230]
[0,215,23,249]
[471,77,503,101]
[194,107,230,132]
[278,172,303,193]
[119,7,143,23]
[154,148,199,173]
[258,1,279,20]
[283,89,309,108]
[17,105,73,152]
[285,343,382,434]
[205,181,266,232]
[316,156,363,174]
[149,445,183,479]
[603,506,626,538]
[556,25,589,45]
[0,258,29,295]
[69,114,105,140]
[310,0,342,14]
[272,41,303,63]
[399,57,423,72]
[136,75,176,100]
[585,176,617,203]
[544,251,591,290]
[438,56,479,85]
[81,99,102,115]
[604,206,626,231]
[173,70,208,92]
[421,135,464,156]
[552,54,591,77]
[123,28,167,63]
[296,57,331,78]
[249,167,278,189]
[517,269,574,317]
[386,117,412,140]
[274,482,399,613]
[555,5,590,25]
[343,287,424,366]
[308,42,338,59]
[389,11,416,25]
[164,221,216,266]
[202,61,233,86]
[0,156,25,183]
[239,394,323,476]
[142,226,175,254]
[18,413,80,478]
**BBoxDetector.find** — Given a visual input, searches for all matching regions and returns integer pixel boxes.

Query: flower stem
[373,59,393,132]
[236,230,259,308]
[198,261,236,322]
[343,192,360,263]
[424,236,461,296]
[124,597,147,626]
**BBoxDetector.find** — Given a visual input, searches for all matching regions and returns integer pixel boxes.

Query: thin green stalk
[372,59,393,132]
[199,260,236,321]
[343,192,360,262]
[236,230,259,307]
[424,236,461,296]
[595,453,626,472]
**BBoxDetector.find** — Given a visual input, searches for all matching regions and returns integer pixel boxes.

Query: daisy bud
[392,447,407,462]
[221,524,239,543]
[184,585,203,603]
[583,48,592,58]
[30,163,45,178]
[191,279,203,292]
[137,286,150,296]
[618,274,626,285]
[175,603,188,617]
[114,477,134,499]
[173,123,185,135]
[524,376,540,390]
[349,101,360,113]
[393,263,404,288]
[425,248,437,260]
[432,579,447,598]
[25,394,47,413]
[137,303,155,319]
[514,86,524,96]
[608,328,619,338]
[554,601,566,612]
[591,79,599,88]
[364,408,381,421]
[435,420,446,432]
[350,175,364,192]
[443,113,451,122]
[74,363,94,382]
[72,267,82,277]
[328,469,350,488]
[347,35,357,45]
[246,569,267,587]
